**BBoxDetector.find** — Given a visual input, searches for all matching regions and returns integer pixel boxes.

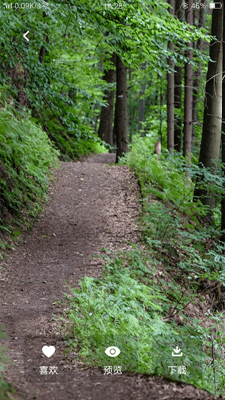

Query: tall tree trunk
[192,0,206,144]
[128,67,134,143]
[167,0,175,154]
[221,0,225,242]
[138,63,146,134]
[98,53,116,145]
[174,65,182,152]
[174,0,183,153]
[115,54,128,162]
[183,0,193,160]
[39,1,49,64]
[194,4,223,210]
[159,76,163,145]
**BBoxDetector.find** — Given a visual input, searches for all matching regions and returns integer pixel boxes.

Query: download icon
[172,346,183,357]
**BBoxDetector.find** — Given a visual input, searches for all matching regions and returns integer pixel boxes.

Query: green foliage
[0,377,11,400]
[122,137,225,217]
[121,135,194,206]
[127,69,166,140]
[73,136,108,157]
[0,328,13,399]
[0,0,210,158]
[191,161,225,207]
[62,257,167,371]
[61,247,225,394]
[0,88,59,234]
[61,135,225,395]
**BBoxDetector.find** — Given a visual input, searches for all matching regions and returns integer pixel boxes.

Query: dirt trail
[0,154,219,399]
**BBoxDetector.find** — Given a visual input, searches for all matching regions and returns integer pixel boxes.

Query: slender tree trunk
[159,76,163,145]
[194,4,223,209]
[98,53,116,145]
[39,35,49,64]
[138,63,146,134]
[128,67,134,143]
[115,54,128,162]
[183,0,193,160]
[192,0,206,144]
[39,1,49,64]
[138,84,146,134]
[167,0,175,154]
[174,65,182,152]
[221,0,225,241]
[113,125,116,148]
[92,103,99,132]
[174,0,183,153]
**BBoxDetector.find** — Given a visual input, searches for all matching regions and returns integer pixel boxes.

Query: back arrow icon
[23,31,29,42]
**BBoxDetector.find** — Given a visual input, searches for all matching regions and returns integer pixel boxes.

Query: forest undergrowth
[59,136,225,396]
[0,88,108,238]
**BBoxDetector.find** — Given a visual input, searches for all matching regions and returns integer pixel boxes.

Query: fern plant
[0,88,60,234]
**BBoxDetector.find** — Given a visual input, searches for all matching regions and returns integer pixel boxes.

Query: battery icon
[209,2,222,8]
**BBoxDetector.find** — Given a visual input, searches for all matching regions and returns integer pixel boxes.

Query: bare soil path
[0,154,220,399]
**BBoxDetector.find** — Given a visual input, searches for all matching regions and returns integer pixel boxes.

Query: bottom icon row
[41,345,183,358]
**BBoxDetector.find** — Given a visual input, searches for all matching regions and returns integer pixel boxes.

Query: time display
[104,3,123,9]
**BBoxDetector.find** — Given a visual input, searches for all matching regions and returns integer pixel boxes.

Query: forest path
[0,154,218,400]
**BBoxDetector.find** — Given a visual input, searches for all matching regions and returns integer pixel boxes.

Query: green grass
[0,328,13,399]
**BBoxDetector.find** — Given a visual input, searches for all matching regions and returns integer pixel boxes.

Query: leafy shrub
[121,136,225,219]
[70,135,108,158]
[0,89,60,233]
[120,136,193,206]
[43,117,108,161]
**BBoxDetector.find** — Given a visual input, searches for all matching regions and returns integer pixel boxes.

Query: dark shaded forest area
[1,0,225,398]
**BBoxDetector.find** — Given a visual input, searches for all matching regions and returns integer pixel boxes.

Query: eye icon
[105,346,120,357]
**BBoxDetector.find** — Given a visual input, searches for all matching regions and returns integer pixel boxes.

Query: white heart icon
[42,346,55,358]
